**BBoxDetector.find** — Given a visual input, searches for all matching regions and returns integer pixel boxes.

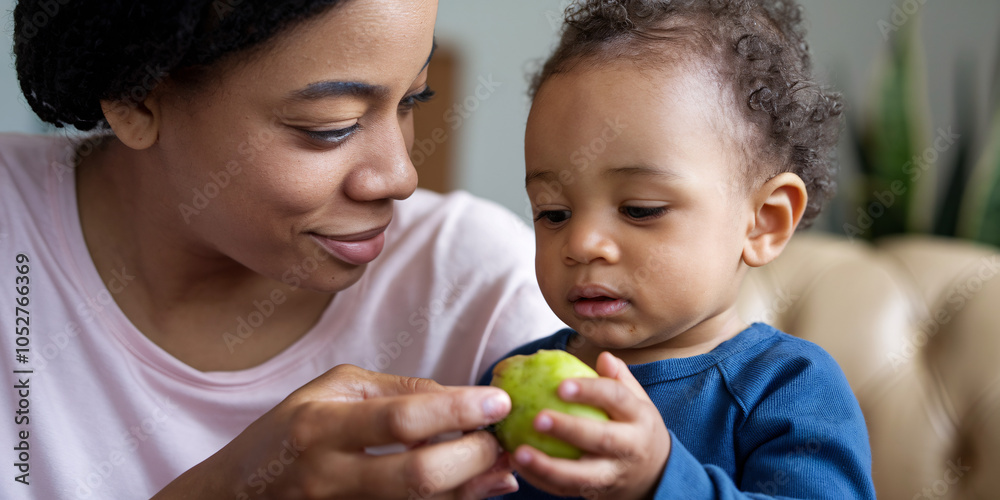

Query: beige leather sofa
[737,233,1000,499]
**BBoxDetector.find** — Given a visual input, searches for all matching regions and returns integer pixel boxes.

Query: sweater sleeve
[651,350,876,500]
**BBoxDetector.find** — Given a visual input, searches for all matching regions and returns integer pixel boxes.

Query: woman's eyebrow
[423,39,437,72]
[288,41,435,102]
[288,81,391,101]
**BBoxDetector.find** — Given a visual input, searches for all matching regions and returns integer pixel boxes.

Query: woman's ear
[742,172,808,268]
[100,93,163,150]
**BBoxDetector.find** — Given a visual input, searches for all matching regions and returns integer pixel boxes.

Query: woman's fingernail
[560,380,579,399]
[482,391,511,421]
[515,448,533,465]
[535,413,553,432]
[486,474,520,496]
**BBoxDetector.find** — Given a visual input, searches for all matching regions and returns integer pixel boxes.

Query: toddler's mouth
[572,297,630,318]
[568,285,630,318]
[567,284,621,302]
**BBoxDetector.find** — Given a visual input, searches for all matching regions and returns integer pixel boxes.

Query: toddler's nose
[562,222,620,265]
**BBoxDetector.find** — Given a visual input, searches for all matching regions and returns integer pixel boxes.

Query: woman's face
[152,0,437,292]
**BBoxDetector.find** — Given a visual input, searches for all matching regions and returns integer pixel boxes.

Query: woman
[2,0,563,498]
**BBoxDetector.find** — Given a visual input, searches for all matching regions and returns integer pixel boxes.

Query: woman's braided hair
[14,0,346,131]
[532,0,843,228]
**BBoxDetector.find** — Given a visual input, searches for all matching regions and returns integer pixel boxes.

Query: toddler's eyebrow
[526,165,680,186]
[603,165,681,179]
[525,170,556,186]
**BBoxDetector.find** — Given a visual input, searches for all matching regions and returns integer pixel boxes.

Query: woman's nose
[343,119,419,202]
[562,218,620,265]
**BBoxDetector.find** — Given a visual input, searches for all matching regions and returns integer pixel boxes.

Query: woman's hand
[153,364,519,500]
[508,352,671,500]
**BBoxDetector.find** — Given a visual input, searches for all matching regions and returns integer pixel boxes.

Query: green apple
[490,349,610,459]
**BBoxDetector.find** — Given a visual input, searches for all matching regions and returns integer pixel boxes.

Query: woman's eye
[305,123,361,144]
[534,210,571,224]
[621,206,667,220]
[399,87,436,111]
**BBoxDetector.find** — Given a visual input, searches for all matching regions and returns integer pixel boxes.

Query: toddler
[480,0,876,498]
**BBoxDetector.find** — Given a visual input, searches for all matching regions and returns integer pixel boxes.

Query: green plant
[958,59,1000,246]
[845,12,1000,247]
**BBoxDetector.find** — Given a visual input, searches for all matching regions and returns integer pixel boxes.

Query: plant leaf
[965,106,1000,246]
[934,56,975,237]
[860,15,931,240]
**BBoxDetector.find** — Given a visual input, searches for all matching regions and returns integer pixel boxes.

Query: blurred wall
[433,0,569,222]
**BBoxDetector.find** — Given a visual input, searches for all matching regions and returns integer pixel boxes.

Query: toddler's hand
[510,352,670,500]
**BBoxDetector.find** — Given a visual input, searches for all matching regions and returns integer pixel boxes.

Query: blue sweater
[478,323,876,499]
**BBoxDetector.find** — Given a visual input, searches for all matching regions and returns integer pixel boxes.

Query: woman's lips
[572,297,630,318]
[310,229,386,266]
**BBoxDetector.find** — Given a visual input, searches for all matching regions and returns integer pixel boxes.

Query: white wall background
[3,0,999,227]
[0,0,43,134]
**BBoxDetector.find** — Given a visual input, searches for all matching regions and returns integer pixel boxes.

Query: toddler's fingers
[558,376,642,421]
[533,410,633,457]
[511,445,625,498]
[596,351,647,399]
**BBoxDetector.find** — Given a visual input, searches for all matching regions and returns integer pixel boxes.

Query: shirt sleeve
[651,354,876,500]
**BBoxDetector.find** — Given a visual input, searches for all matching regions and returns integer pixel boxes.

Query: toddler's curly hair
[533,0,843,228]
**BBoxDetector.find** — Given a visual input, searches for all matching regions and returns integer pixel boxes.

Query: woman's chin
[301,265,368,294]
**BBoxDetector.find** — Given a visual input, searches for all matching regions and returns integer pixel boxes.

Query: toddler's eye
[534,210,571,224]
[621,206,667,220]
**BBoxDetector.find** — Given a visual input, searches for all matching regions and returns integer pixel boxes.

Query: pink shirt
[0,134,563,499]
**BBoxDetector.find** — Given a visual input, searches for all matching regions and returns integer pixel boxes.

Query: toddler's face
[525,62,753,360]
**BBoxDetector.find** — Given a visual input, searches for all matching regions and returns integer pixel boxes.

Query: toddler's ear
[742,172,807,268]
